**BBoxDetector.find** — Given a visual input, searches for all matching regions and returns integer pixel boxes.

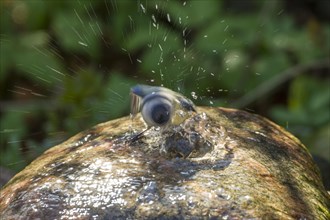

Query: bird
[130,84,196,141]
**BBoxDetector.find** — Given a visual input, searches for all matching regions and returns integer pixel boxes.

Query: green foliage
[0,0,329,180]
[0,110,26,171]
[271,75,330,161]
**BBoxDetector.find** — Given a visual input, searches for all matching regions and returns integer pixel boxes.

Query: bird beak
[130,92,141,117]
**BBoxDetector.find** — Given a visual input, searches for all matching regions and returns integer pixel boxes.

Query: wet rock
[1,107,329,219]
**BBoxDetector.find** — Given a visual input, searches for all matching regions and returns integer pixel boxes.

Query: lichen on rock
[1,107,329,219]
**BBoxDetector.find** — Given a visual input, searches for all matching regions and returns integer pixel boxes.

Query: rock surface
[1,107,329,219]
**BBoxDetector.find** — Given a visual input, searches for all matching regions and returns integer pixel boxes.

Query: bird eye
[141,95,173,127]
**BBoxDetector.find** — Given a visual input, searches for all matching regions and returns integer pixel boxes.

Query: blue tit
[130,84,196,128]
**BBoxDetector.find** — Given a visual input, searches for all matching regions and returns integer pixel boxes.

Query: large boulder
[1,107,329,219]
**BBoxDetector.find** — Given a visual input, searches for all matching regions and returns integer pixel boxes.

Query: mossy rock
[1,107,329,219]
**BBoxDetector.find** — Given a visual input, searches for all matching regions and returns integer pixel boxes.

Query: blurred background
[1,0,329,189]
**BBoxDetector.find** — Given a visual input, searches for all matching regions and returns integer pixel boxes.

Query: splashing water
[1,0,270,179]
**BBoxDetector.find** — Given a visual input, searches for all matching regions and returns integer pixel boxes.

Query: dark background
[1,0,329,189]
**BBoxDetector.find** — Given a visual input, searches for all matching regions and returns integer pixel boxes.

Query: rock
[1,107,329,219]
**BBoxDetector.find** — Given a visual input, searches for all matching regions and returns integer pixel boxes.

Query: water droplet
[78,41,88,47]
[167,13,171,23]
[151,14,156,23]
[140,4,146,13]
[277,9,284,15]
[191,92,198,100]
